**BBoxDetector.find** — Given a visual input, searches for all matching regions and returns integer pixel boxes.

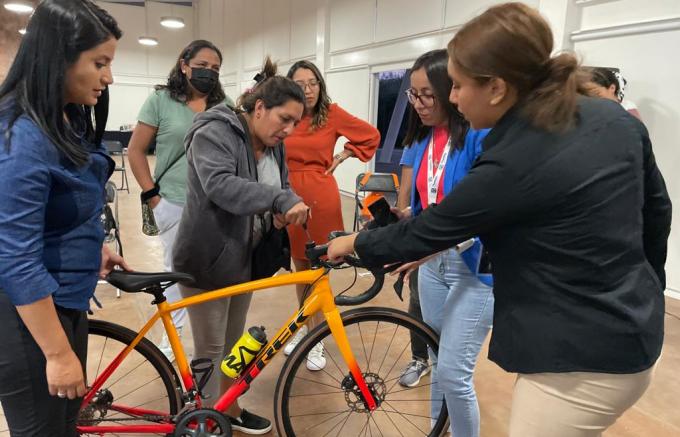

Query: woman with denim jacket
[392,49,493,437]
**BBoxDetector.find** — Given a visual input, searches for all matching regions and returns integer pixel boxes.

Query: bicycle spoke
[111,375,162,403]
[376,324,399,376]
[366,321,380,373]
[369,412,385,437]
[382,401,430,436]
[357,323,371,372]
[299,410,351,434]
[320,411,352,437]
[377,406,406,437]
[386,382,436,395]
[105,356,149,390]
[293,375,342,390]
[94,336,109,380]
[334,410,354,437]
[323,341,351,382]
[383,340,412,393]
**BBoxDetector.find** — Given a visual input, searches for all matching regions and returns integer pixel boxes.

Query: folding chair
[99,181,124,298]
[104,140,130,193]
[353,172,400,231]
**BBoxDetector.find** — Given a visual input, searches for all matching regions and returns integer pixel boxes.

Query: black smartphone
[367,196,399,227]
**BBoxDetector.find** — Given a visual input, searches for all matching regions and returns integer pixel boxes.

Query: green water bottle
[221,326,267,378]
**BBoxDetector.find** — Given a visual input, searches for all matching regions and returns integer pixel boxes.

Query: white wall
[194,0,679,294]
[97,1,194,130]
[570,0,680,294]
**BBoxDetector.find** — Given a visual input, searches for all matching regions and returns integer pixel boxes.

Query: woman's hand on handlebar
[327,233,359,263]
[284,201,309,226]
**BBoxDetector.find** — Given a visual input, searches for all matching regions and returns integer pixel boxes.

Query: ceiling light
[138,36,159,47]
[160,16,185,29]
[4,1,33,13]
[18,28,26,35]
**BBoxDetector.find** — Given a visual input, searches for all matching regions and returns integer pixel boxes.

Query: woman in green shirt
[128,40,234,360]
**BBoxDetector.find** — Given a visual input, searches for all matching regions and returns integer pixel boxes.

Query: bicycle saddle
[106,270,195,293]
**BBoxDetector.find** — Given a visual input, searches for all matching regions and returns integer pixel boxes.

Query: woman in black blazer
[328,3,671,436]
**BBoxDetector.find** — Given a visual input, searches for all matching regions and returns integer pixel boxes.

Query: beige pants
[509,363,656,437]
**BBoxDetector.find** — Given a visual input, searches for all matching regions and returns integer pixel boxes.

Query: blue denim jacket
[401,128,493,286]
[0,115,113,310]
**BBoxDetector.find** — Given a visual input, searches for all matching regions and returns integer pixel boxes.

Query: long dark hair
[286,60,331,130]
[448,2,587,132]
[156,39,226,108]
[237,57,305,114]
[403,50,468,149]
[0,0,122,166]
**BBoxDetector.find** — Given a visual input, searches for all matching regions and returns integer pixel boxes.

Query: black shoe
[229,409,272,435]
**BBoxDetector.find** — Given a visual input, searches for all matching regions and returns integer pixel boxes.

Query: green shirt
[137,89,234,205]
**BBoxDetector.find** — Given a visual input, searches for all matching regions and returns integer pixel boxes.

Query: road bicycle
[78,234,446,436]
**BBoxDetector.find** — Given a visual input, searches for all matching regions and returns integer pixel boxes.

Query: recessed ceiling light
[4,1,33,13]
[18,28,26,35]
[138,36,159,47]
[160,16,185,29]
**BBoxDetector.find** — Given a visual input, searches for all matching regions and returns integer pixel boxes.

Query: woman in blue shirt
[0,1,127,434]
[394,49,493,437]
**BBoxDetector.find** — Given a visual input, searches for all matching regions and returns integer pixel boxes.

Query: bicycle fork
[324,308,378,411]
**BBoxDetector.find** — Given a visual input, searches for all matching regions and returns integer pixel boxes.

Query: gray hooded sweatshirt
[172,104,301,290]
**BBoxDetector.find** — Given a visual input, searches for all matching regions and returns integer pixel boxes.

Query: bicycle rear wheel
[78,319,183,434]
[274,307,447,437]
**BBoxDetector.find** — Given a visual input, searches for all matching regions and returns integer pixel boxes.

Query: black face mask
[188,67,219,94]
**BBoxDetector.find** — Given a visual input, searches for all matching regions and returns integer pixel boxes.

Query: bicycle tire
[78,319,183,434]
[274,307,448,437]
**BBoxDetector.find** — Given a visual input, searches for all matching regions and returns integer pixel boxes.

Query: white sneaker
[158,328,182,363]
[306,342,326,371]
[283,325,308,356]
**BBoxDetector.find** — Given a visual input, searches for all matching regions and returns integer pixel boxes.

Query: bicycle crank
[174,408,232,437]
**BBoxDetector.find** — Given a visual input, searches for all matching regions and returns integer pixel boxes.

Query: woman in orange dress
[283,60,379,370]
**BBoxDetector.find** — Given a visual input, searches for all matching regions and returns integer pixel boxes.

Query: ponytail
[237,56,304,113]
[522,53,582,132]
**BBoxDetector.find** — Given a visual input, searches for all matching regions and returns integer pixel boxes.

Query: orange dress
[285,103,380,260]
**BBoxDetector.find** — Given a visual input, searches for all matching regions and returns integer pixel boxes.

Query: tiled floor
[1,157,679,436]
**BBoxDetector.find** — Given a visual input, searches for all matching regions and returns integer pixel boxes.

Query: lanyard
[427,133,451,205]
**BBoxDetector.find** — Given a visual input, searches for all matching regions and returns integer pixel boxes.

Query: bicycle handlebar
[304,231,402,306]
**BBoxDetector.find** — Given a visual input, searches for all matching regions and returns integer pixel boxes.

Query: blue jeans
[419,249,494,437]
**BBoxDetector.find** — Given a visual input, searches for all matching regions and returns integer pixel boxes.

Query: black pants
[0,292,88,437]
[408,270,428,361]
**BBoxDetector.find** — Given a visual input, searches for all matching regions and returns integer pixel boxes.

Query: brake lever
[392,271,405,302]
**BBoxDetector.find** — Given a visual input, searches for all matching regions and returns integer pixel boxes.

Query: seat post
[148,285,167,305]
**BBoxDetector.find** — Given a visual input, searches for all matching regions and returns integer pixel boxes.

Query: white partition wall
[97,1,194,130]
[571,0,680,295]
[192,0,678,295]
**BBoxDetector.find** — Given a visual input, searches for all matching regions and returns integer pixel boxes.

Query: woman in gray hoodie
[173,58,308,434]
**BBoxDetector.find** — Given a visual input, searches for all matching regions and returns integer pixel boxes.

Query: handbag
[235,113,292,279]
[140,149,185,236]
[251,214,292,280]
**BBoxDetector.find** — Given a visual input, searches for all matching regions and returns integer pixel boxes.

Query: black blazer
[356,97,672,374]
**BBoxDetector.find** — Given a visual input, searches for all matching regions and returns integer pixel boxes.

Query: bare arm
[16,296,86,400]
[127,122,160,208]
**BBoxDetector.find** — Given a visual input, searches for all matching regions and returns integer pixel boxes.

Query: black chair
[99,181,124,298]
[104,140,129,193]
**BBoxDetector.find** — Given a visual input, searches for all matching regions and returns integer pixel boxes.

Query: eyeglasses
[405,89,436,107]
[295,79,320,90]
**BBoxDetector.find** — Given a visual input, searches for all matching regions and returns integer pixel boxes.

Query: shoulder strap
[155,146,186,185]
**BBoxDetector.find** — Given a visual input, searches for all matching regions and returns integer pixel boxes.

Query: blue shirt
[402,128,492,286]
[0,115,113,310]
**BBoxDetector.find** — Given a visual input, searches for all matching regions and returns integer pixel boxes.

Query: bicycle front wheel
[78,319,183,434]
[274,307,447,437]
